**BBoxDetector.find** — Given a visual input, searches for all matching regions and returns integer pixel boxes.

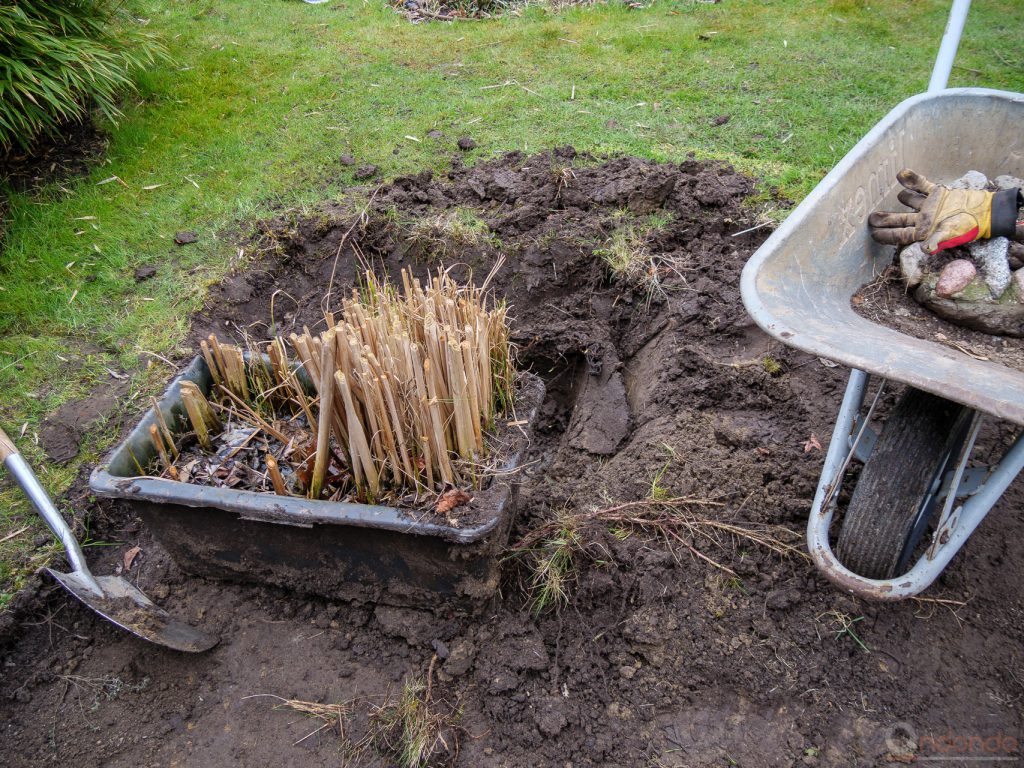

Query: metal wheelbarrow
[740,1,1024,600]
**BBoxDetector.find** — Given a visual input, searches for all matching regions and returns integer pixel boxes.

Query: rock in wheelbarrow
[913,262,1024,338]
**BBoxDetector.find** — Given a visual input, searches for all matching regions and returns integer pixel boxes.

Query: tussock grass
[514,494,805,612]
[525,505,582,615]
[370,673,460,768]
[146,269,514,504]
[405,208,498,260]
[597,211,681,301]
[0,1,166,151]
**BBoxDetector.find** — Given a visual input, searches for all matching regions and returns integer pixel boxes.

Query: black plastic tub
[89,356,544,610]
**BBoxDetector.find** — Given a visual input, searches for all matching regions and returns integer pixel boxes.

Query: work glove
[868,169,1021,254]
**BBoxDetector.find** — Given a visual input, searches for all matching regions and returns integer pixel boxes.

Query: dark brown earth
[853,264,1024,374]
[3,149,1024,767]
[0,119,108,194]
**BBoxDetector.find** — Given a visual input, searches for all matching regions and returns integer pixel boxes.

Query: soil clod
[354,164,379,180]
[133,265,157,282]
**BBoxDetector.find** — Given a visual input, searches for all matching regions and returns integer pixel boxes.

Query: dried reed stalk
[149,397,178,458]
[266,455,288,496]
[204,335,250,402]
[309,337,336,500]
[289,266,513,495]
[180,381,221,451]
[150,424,172,470]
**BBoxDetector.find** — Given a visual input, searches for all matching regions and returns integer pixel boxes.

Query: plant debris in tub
[143,264,518,521]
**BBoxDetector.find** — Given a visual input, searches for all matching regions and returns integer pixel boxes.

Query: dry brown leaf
[436,489,472,515]
[123,546,142,571]
[803,433,822,453]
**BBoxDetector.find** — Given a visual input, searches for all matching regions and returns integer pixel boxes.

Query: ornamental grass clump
[0,1,167,151]
[289,266,514,500]
[147,267,514,507]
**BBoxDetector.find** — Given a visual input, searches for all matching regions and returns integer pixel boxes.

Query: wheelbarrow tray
[741,88,1024,426]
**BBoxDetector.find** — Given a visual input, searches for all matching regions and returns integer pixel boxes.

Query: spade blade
[47,569,219,653]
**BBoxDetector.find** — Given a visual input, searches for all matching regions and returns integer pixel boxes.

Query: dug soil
[3,149,1024,767]
[852,265,1024,373]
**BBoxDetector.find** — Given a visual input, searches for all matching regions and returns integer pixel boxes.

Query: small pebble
[935,259,977,298]
[1013,268,1024,304]
[431,638,450,659]
[1008,241,1024,270]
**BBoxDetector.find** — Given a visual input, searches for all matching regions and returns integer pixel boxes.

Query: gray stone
[899,241,930,288]
[947,170,989,190]
[967,236,1011,297]
[1013,268,1024,304]
[993,174,1024,192]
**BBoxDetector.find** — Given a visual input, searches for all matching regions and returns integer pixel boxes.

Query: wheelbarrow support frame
[808,370,1024,599]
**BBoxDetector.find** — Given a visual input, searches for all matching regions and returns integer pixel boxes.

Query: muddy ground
[3,149,1024,767]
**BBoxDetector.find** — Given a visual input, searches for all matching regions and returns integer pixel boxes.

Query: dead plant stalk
[517,496,805,561]
[289,265,513,495]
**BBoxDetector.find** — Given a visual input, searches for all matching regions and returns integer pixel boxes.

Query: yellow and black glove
[868,169,1021,254]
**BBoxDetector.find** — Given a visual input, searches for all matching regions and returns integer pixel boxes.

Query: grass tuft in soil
[370,666,462,768]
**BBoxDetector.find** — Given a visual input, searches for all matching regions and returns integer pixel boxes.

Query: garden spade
[0,425,218,653]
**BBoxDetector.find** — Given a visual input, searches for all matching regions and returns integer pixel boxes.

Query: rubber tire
[835,388,966,580]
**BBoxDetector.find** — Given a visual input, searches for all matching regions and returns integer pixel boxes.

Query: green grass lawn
[1,0,1022,606]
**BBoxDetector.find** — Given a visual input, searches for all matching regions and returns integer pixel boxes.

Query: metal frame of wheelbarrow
[740,0,1024,599]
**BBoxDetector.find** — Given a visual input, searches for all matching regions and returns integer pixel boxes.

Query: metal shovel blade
[46,569,219,653]
[0,424,219,654]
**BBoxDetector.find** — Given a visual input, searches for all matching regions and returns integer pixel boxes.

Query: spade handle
[0,425,100,594]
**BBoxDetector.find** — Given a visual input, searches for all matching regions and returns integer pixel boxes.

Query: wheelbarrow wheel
[835,387,968,580]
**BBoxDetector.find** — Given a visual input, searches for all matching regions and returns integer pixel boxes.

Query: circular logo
[885,721,918,758]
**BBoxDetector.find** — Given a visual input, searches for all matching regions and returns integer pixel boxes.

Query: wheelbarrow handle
[0,425,98,592]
